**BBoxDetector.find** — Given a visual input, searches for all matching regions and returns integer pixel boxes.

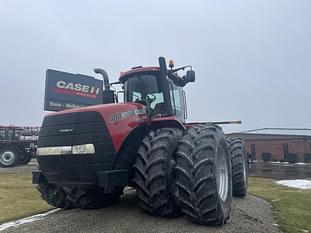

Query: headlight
[37,144,95,156]
[72,144,95,154]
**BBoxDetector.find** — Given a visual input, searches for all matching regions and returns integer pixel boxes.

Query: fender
[114,116,186,182]
[112,124,149,183]
[150,116,186,131]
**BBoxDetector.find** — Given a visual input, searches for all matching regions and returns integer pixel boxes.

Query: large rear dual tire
[226,137,248,197]
[174,124,232,225]
[134,128,182,217]
[134,125,233,225]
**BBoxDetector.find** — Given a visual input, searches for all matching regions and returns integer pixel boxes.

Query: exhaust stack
[94,68,110,91]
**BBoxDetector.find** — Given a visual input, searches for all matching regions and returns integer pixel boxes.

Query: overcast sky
[0,0,310,133]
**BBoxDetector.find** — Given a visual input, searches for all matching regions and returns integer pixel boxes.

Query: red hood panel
[47,103,148,151]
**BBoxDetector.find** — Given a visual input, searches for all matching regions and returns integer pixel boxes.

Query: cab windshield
[124,73,185,121]
[124,74,165,112]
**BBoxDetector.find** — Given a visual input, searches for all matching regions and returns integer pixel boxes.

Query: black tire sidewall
[229,138,248,197]
[175,124,232,225]
[19,153,32,165]
[134,127,182,217]
[37,183,73,209]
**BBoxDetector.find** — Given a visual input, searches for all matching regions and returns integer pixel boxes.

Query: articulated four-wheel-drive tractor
[33,57,248,225]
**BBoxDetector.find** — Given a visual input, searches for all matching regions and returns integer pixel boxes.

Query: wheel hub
[0,151,15,166]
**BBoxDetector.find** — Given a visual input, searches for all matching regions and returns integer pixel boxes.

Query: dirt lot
[0,161,281,233]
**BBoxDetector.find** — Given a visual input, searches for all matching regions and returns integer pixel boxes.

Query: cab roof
[119,66,160,83]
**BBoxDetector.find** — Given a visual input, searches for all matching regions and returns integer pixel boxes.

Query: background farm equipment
[0,126,39,167]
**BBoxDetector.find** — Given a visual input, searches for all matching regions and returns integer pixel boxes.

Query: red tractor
[33,57,248,225]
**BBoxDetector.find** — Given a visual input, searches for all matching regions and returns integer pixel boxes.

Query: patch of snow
[276,179,311,190]
[268,161,281,164]
[271,198,281,202]
[0,209,60,232]
[253,160,264,163]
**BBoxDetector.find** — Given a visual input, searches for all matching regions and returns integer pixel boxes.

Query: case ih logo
[59,128,74,133]
[54,81,100,99]
[44,69,103,111]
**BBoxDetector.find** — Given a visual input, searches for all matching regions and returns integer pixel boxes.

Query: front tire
[133,128,182,217]
[38,184,121,209]
[64,187,122,209]
[37,183,72,209]
[0,147,20,167]
[174,124,232,225]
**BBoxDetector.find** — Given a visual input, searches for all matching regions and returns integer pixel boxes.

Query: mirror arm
[171,65,192,73]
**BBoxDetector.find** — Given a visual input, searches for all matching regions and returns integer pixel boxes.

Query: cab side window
[169,82,184,121]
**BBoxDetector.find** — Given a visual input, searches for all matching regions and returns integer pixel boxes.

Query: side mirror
[117,90,124,103]
[185,70,195,83]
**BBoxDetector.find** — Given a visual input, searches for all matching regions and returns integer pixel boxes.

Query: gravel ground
[1,160,281,233]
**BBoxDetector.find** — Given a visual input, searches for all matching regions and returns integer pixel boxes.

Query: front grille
[37,111,117,185]
[38,111,115,159]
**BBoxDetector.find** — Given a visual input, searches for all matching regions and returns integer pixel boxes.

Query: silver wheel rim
[0,151,16,166]
[216,146,229,202]
[243,156,247,185]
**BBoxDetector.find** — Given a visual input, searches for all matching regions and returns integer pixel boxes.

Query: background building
[229,128,311,163]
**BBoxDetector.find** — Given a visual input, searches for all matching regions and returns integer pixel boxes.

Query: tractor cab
[118,57,195,123]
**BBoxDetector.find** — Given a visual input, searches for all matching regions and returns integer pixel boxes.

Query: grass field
[248,177,311,233]
[0,172,52,224]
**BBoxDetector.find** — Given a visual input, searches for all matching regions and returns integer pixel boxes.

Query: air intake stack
[94,68,115,104]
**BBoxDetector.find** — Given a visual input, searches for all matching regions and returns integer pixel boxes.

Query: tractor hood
[45,103,148,152]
